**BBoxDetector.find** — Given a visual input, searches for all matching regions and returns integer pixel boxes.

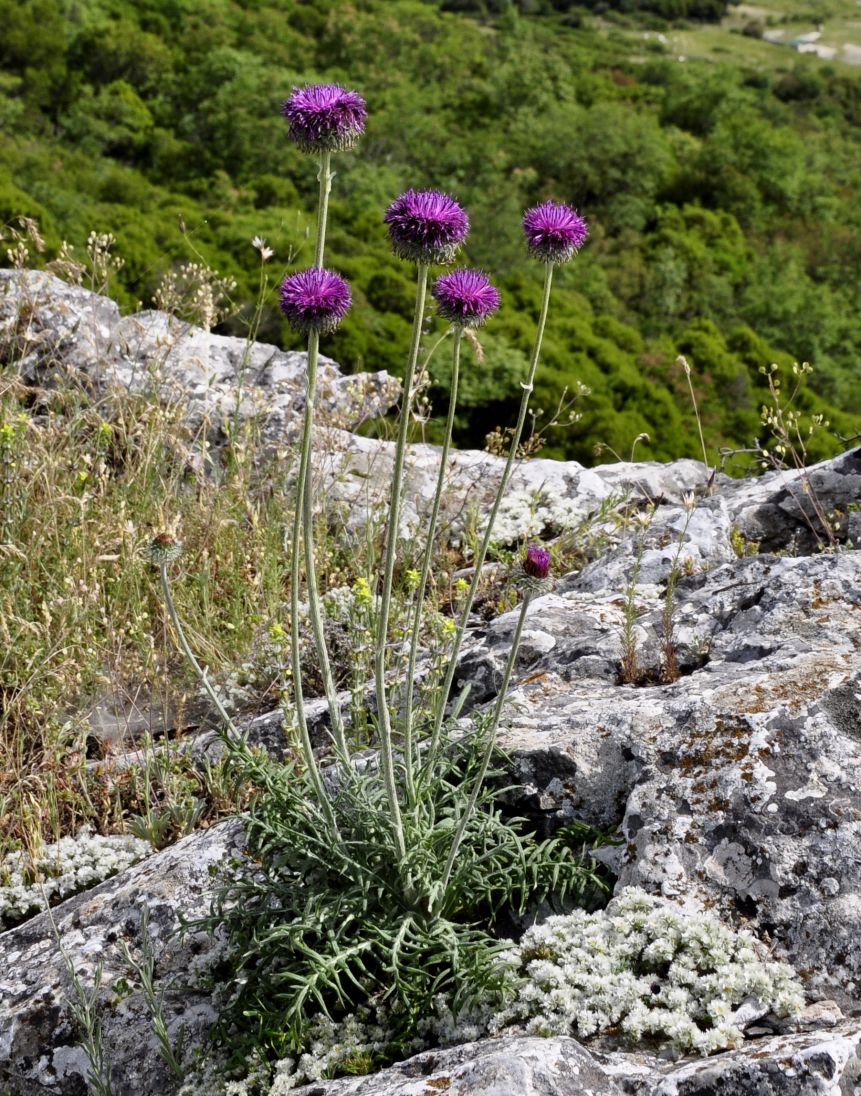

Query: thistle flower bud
[279,268,352,335]
[432,268,501,328]
[518,544,552,593]
[281,84,367,154]
[522,201,588,264]
[384,189,469,264]
[147,532,182,565]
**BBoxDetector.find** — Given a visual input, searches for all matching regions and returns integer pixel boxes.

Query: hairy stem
[314,149,332,269]
[374,262,429,861]
[287,331,337,817]
[428,262,554,762]
[402,326,461,805]
[438,591,532,900]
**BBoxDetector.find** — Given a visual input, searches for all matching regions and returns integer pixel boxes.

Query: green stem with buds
[428,262,555,764]
[374,261,429,861]
[438,590,532,900]
[402,326,461,805]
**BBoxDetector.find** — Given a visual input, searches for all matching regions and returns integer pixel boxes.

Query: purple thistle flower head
[523,544,551,581]
[522,201,588,264]
[281,84,367,154]
[432,268,500,328]
[279,268,352,336]
[384,189,469,264]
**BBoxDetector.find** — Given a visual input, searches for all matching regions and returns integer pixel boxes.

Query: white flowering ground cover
[0,828,152,927]
[181,887,804,1094]
[491,887,804,1055]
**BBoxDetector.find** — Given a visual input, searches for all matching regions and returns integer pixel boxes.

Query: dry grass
[0,348,300,858]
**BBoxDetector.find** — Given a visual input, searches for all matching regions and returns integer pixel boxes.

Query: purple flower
[522,201,588,264]
[384,189,469,264]
[432,268,500,328]
[523,544,551,581]
[281,84,367,154]
[279,268,352,335]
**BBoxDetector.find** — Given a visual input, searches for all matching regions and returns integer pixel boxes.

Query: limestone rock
[0,820,244,1096]
[725,447,861,554]
[317,428,712,544]
[460,548,861,1008]
[291,1035,625,1095]
[0,270,400,455]
[288,1024,861,1096]
[616,1022,861,1094]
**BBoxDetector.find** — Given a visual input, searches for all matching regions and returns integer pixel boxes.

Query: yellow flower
[352,576,373,608]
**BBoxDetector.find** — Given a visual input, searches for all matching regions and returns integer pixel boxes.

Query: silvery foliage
[0,827,152,926]
[185,887,804,1093]
[491,887,805,1054]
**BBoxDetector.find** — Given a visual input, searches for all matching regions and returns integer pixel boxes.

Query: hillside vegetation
[1,0,860,464]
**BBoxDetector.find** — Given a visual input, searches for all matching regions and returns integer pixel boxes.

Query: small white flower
[251,235,275,262]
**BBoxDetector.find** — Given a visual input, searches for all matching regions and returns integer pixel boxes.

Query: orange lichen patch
[677,717,753,777]
[424,1079,452,1093]
[716,656,852,717]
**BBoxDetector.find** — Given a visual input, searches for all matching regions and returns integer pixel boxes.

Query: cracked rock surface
[461,546,861,1009]
[289,1024,861,1095]
[0,821,245,1096]
[0,270,400,455]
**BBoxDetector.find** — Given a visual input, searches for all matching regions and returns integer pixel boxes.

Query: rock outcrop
[2,272,859,1096]
[0,269,400,455]
[0,821,245,1096]
[286,1025,861,1095]
[464,551,861,1006]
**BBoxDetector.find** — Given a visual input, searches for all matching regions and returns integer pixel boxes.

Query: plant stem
[402,326,461,805]
[283,147,345,815]
[300,328,350,762]
[428,262,555,763]
[299,149,348,757]
[374,261,429,861]
[287,332,337,818]
[314,150,332,269]
[158,563,281,793]
[438,591,532,900]
[159,564,238,736]
[679,355,711,489]
[231,261,269,448]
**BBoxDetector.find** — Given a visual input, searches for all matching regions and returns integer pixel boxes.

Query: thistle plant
[402,268,500,803]
[353,187,472,855]
[156,88,601,1077]
[427,200,588,765]
[279,83,367,800]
